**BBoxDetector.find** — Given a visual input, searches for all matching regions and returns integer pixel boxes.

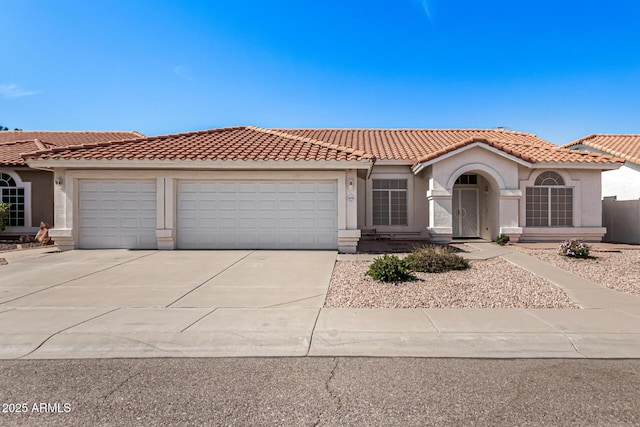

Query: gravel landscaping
[0,241,45,253]
[515,247,640,297]
[326,257,578,309]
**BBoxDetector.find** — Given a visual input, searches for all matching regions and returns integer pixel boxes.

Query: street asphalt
[0,357,639,426]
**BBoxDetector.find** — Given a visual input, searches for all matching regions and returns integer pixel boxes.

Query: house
[22,126,622,252]
[564,134,640,244]
[0,131,143,235]
[564,134,640,200]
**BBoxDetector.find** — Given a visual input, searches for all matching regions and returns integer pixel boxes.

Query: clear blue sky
[2,0,639,144]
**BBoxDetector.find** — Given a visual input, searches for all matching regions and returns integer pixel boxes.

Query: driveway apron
[0,249,335,358]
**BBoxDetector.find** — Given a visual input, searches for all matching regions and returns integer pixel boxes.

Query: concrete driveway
[0,248,336,359]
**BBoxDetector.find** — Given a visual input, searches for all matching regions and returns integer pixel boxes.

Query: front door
[452,188,479,238]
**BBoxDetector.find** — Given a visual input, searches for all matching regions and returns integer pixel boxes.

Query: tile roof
[21,127,622,167]
[277,129,622,165]
[23,127,373,162]
[0,131,143,165]
[564,134,640,165]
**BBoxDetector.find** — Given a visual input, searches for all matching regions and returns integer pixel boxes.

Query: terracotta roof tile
[22,127,621,166]
[278,129,621,165]
[23,127,374,162]
[0,131,143,165]
[563,134,640,165]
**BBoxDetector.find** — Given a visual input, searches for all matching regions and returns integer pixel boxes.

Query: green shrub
[0,202,10,232]
[405,245,469,273]
[366,254,413,283]
[558,238,590,258]
[495,233,510,246]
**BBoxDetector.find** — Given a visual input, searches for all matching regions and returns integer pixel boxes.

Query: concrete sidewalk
[0,245,639,359]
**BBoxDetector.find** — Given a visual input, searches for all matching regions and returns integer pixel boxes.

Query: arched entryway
[448,167,503,241]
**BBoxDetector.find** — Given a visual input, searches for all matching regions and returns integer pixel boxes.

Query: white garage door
[177,180,338,249]
[78,180,157,249]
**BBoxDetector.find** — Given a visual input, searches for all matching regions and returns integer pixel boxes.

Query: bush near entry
[405,245,469,273]
[366,254,413,283]
[367,245,470,283]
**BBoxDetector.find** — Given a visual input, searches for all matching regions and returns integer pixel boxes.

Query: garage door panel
[177,180,337,249]
[317,182,336,193]
[78,180,157,249]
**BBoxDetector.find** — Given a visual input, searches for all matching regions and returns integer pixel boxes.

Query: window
[455,174,478,185]
[372,179,408,226]
[526,171,572,226]
[0,173,25,227]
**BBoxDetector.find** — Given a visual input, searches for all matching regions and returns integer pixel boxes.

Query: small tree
[0,202,11,231]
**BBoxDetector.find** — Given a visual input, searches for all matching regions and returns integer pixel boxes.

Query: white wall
[602,164,640,201]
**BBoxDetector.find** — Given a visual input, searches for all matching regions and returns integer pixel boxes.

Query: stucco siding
[16,169,54,226]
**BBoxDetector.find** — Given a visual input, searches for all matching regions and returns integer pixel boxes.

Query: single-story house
[0,131,143,235]
[565,134,640,244]
[23,126,622,253]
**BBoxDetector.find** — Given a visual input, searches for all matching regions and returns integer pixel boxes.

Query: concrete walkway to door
[0,245,639,359]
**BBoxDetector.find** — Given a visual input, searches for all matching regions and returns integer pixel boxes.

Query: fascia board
[531,162,622,170]
[25,158,372,170]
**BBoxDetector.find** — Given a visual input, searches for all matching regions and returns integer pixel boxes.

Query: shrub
[495,233,510,246]
[405,245,469,273]
[558,238,590,259]
[366,254,413,283]
[0,202,10,232]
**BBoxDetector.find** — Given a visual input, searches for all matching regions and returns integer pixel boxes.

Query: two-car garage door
[77,179,338,250]
[177,180,338,249]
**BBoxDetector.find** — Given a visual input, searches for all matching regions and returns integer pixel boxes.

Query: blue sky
[1,0,639,144]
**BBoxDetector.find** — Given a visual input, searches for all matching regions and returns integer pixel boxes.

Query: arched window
[535,171,564,186]
[526,171,572,227]
[0,172,25,227]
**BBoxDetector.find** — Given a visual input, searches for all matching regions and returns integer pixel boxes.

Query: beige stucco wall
[16,168,54,226]
[358,164,430,238]
[48,168,363,252]
[424,145,523,241]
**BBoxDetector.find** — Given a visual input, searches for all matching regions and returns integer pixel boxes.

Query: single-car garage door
[78,180,157,249]
[177,180,338,249]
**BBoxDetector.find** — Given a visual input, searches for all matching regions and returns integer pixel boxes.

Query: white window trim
[0,168,33,232]
[520,170,581,227]
[366,173,413,229]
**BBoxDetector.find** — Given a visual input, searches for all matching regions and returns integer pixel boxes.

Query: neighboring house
[564,134,640,244]
[564,134,640,200]
[23,126,622,252]
[0,131,143,235]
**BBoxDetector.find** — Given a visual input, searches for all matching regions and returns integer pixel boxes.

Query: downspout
[366,157,377,179]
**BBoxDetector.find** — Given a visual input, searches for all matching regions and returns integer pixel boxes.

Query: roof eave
[411,142,533,175]
[25,158,373,171]
[531,161,622,170]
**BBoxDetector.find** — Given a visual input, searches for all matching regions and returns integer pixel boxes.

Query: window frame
[0,170,32,231]
[525,171,573,227]
[367,175,412,228]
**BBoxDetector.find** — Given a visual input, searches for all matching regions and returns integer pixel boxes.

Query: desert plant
[0,202,10,231]
[558,238,590,259]
[405,245,469,273]
[366,254,413,283]
[495,233,510,246]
